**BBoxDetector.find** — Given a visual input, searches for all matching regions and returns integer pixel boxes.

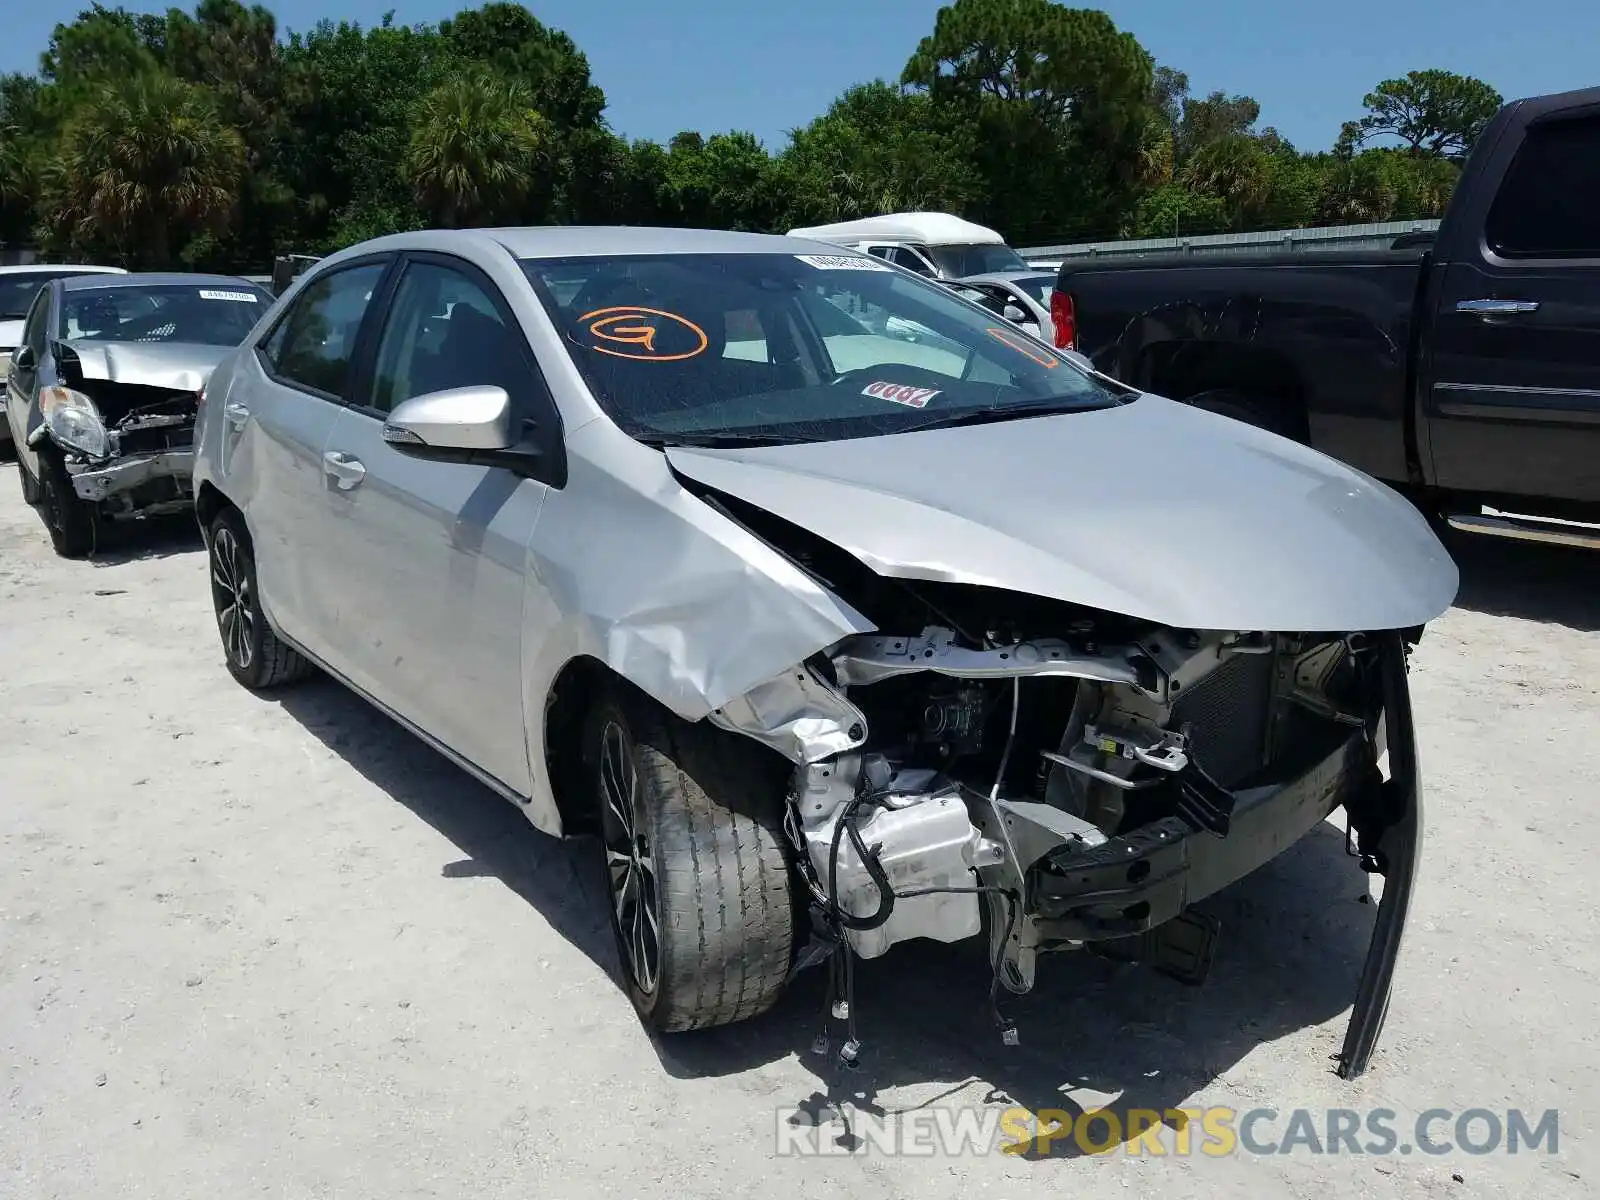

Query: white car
[946,270,1062,346]
[189,226,1455,1079]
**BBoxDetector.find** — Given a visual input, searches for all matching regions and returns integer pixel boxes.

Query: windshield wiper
[896,397,1113,434]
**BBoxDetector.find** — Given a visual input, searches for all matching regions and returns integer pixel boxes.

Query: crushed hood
[58,340,227,391]
[665,394,1459,633]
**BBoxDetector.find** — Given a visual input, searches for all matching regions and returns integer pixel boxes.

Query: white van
[786,212,1030,281]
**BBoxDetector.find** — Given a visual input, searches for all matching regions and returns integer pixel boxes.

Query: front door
[233,257,393,652]
[315,254,552,794]
[1424,108,1600,505]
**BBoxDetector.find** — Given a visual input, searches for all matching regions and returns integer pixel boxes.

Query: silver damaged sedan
[191,228,1458,1080]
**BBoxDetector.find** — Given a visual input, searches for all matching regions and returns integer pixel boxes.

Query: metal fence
[1020,219,1442,266]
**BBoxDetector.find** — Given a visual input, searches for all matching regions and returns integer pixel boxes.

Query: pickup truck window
[1484,114,1600,259]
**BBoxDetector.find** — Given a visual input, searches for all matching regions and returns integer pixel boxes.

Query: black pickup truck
[1052,85,1600,549]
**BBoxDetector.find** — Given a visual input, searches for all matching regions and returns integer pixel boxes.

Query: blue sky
[5,0,1595,153]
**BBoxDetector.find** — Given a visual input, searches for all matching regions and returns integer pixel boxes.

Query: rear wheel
[208,507,313,690]
[586,688,794,1032]
[36,446,95,558]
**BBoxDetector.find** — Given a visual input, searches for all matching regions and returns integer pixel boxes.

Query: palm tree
[47,73,244,267]
[404,70,550,227]
[1181,134,1272,228]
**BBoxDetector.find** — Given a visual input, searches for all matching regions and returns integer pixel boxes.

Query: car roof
[0,263,125,277]
[786,212,1007,246]
[60,271,265,292]
[480,226,844,259]
[327,226,886,264]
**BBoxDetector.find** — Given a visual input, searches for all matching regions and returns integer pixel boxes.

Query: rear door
[314,252,554,794]
[1423,101,1600,503]
[231,256,394,651]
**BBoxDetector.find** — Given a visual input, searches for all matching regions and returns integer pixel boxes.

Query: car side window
[1485,114,1600,259]
[21,287,51,356]
[261,261,388,397]
[888,247,934,277]
[365,260,532,417]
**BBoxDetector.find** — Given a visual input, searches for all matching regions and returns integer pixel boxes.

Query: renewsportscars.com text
[774,1105,1560,1158]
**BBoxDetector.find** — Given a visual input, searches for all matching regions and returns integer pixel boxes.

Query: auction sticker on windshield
[796,254,893,272]
[863,381,941,408]
[199,290,261,302]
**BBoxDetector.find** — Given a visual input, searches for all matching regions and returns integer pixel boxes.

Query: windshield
[59,283,270,346]
[1012,275,1057,305]
[923,243,1029,277]
[1,272,99,321]
[521,252,1120,446]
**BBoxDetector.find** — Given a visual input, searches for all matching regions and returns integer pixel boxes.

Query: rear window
[521,251,1117,446]
[0,271,106,321]
[60,283,271,346]
[1013,275,1056,304]
[1485,114,1600,259]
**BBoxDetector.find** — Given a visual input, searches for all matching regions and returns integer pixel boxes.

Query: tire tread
[606,695,793,1032]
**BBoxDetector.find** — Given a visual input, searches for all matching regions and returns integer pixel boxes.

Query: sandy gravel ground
[1,480,1596,1200]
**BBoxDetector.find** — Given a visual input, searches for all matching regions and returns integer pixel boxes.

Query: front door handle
[322,450,367,491]
[224,402,250,427]
[1456,298,1540,316]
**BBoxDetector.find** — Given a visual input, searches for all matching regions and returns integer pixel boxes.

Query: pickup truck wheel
[36,446,95,558]
[1187,389,1305,442]
[208,508,313,690]
[587,690,794,1032]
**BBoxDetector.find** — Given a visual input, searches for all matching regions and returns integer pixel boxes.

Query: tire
[36,446,95,558]
[208,507,313,690]
[586,688,795,1032]
[1187,388,1304,442]
[16,454,41,505]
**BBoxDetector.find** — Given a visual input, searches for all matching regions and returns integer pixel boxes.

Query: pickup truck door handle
[322,450,367,491]
[1456,298,1540,316]
[223,402,250,427]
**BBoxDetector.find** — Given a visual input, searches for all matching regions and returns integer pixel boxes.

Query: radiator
[1172,649,1275,787]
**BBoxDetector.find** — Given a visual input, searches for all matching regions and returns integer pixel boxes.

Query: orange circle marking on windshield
[985,326,1058,368]
[581,306,709,361]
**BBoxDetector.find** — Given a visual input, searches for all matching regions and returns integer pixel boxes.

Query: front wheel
[36,446,94,558]
[208,507,313,690]
[16,454,41,506]
[586,689,795,1032]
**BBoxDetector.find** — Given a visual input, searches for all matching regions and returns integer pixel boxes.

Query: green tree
[902,0,1155,242]
[404,69,550,226]
[1181,132,1272,228]
[39,4,165,91]
[1339,69,1503,159]
[438,2,604,132]
[779,82,977,225]
[279,14,456,249]
[44,72,244,266]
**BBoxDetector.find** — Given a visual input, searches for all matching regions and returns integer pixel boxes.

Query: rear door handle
[322,450,367,491]
[224,402,250,427]
[1456,298,1540,316]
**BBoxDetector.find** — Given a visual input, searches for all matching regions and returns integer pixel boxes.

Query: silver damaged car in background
[190,227,1458,1082]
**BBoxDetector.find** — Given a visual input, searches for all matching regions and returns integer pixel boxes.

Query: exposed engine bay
[31,346,200,517]
[701,488,1417,1078]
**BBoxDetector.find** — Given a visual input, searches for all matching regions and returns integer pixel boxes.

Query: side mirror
[1002,303,1028,324]
[11,344,35,371]
[382,385,513,455]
